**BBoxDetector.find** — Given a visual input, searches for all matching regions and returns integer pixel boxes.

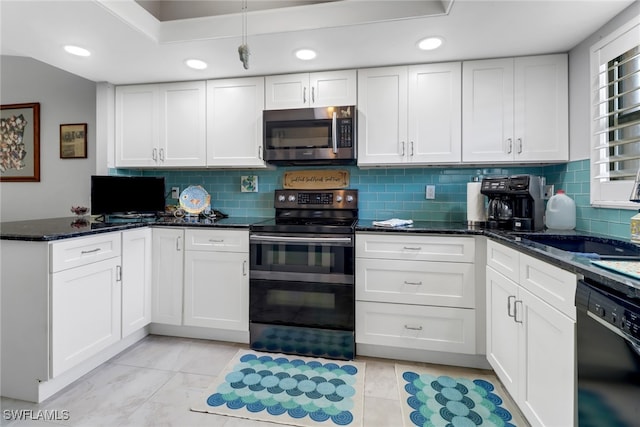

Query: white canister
[545,190,576,230]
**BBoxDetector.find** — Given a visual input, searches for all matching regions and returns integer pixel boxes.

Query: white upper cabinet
[265,70,357,109]
[206,77,266,168]
[115,81,207,167]
[462,54,568,163]
[358,63,462,166]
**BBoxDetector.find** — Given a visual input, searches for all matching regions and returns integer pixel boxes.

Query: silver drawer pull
[507,295,516,318]
[403,246,422,250]
[81,248,101,255]
[404,325,423,331]
[208,239,224,243]
[404,280,422,286]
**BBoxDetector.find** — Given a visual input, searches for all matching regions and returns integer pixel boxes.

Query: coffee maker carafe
[481,175,544,231]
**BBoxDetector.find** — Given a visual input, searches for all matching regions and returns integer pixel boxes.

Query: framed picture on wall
[0,102,40,182]
[60,123,87,159]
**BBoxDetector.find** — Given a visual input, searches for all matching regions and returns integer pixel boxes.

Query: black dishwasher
[576,279,640,426]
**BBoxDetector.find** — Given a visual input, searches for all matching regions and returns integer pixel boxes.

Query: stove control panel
[274,189,358,209]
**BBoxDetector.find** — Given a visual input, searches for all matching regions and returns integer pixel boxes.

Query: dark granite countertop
[3,216,639,300]
[0,216,265,241]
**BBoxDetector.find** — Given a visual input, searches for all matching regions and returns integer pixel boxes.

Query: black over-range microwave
[263,105,356,165]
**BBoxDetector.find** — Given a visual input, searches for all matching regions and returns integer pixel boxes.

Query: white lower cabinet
[121,228,152,338]
[486,240,576,427]
[151,228,184,325]
[183,229,249,331]
[50,257,122,377]
[356,232,478,357]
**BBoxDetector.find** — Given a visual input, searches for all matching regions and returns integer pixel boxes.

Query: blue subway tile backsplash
[114,159,637,240]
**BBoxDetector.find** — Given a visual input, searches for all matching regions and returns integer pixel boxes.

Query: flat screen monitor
[91,175,166,216]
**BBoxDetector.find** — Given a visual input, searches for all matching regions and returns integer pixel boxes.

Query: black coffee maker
[481,175,545,231]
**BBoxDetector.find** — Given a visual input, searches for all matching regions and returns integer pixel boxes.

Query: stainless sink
[519,234,640,259]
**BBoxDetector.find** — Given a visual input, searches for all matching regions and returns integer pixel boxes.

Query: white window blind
[590,15,640,208]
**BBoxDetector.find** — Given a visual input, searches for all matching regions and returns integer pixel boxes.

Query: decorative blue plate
[179,185,211,214]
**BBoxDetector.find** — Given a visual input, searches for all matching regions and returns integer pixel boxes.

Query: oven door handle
[250,234,352,244]
[332,111,338,154]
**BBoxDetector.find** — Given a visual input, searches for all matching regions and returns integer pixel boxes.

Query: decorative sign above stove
[283,169,349,190]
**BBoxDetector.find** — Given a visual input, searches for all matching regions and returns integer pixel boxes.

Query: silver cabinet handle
[159,148,165,161]
[312,86,315,103]
[81,248,101,255]
[116,265,122,282]
[404,325,423,331]
[258,145,262,160]
[152,148,158,161]
[332,111,338,154]
[404,280,422,286]
[208,239,224,243]
[400,141,405,156]
[176,236,182,251]
[517,138,523,154]
[410,141,415,157]
[514,300,523,323]
[403,246,422,250]
[303,87,307,104]
[507,295,516,318]
[507,138,513,154]
[242,260,247,276]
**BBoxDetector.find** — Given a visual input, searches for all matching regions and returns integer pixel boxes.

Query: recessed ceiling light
[295,49,317,61]
[64,45,91,57]
[417,37,444,51]
[185,59,208,70]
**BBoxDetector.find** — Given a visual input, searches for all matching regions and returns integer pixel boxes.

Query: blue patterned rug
[192,349,365,426]
[397,365,518,427]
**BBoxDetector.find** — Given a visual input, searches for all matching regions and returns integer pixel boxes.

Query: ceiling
[0,0,636,85]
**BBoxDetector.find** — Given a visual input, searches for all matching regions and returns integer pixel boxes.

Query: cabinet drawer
[486,239,519,282]
[50,232,121,273]
[185,229,248,252]
[356,258,475,308]
[519,252,577,319]
[356,233,475,262]
[356,301,476,354]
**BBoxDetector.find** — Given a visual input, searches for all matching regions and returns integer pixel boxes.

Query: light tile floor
[1,335,528,426]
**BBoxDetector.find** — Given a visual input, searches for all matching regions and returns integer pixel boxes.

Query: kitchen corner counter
[356,219,485,235]
[0,216,265,241]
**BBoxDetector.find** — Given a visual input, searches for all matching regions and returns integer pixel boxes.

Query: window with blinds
[590,15,640,208]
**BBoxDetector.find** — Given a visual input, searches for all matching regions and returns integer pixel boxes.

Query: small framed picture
[1,102,40,182]
[60,123,87,159]
[241,175,258,192]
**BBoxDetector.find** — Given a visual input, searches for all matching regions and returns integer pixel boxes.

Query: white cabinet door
[462,54,568,163]
[518,287,575,427]
[486,266,519,394]
[115,82,206,167]
[310,70,357,107]
[408,62,462,163]
[151,228,184,325]
[265,70,356,109]
[358,63,461,166]
[159,81,207,166]
[357,66,408,165]
[514,54,568,162]
[121,228,152,338]
[115,85,159,167]
[183,251,248,331]
[50,257,121,377]
[206,77,266,167]
[462,58,515,163]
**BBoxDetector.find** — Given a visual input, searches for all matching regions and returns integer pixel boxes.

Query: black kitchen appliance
[480,175,544,231]
[576,279,640,426]
[249,189,358,360]
[263,106,356,165]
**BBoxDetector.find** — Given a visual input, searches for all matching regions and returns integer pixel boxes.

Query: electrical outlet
[544,184,555,200]
[425,185,436,200]
[171,187,180,199]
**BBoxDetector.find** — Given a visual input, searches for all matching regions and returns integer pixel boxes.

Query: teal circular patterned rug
[400,370,516,427]
[192,350,365,427]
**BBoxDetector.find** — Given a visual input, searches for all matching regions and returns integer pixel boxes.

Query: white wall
[568,0,640,161]
[0,56,97,222]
